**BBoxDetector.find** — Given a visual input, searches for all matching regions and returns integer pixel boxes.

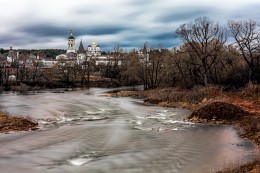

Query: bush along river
[0,88,257,173]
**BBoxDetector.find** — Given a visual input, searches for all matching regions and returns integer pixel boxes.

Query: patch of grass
[0,112,38,133]
[145,87,210,104]
[10,83,31,92]
[240,83,260,98]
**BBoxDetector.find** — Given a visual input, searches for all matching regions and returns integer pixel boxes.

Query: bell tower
[67,29,76,53]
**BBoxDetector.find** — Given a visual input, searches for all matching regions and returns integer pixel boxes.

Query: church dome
[68,35,75,39]
[68,29,75,39]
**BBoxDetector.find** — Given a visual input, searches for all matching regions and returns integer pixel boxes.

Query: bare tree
[122,50,141,86]
[147,47,168,89]
[138,43,168,89]
[228,20,260,83]
[0,53,6,86]
[57,59,76,86]
[176,17,227,85]
[42,66,59,87]
[111,45,124,81]
[18,52,30,82]
[31,60,43,83]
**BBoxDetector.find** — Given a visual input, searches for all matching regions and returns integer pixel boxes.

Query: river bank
[1,88,254,173]
[0,112,38,133]
[0,85,259,172]
[107,84,260,172]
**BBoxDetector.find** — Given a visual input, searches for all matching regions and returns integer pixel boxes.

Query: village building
[6,47,19,64]
[56,30,102,64]
[87,41,101,57]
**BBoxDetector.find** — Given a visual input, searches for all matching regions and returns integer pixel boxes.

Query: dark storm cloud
[0,36,17,44]
[18,24,128,39]
[155,6,214,23]
[1,0,260,50]
[18,24,69,37]
[148,38,179,49]
[0,34,39,47]
[0,35,39,48]
[150,32,178,40]
[85,26,129,36]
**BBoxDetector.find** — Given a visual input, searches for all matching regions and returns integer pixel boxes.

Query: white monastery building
[56,30,102,63]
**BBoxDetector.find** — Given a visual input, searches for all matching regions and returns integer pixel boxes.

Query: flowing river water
[0,88,256,173]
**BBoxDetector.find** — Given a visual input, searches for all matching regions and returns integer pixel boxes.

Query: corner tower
[67,29,76,53]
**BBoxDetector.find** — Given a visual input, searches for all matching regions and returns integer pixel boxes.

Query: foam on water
[69,158,92,166]
[131,108,194,132]
[82,116,108,121]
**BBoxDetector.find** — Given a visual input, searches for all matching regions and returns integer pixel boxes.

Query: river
[0,88,256,173]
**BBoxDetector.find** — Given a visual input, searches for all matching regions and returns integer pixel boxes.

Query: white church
[56,30,102,63]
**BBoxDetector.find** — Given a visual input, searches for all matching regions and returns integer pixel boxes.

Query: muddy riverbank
[108,85,260,172]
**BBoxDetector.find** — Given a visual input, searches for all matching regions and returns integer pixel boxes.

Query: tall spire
[67,29,76,53]
[78,39,85,53]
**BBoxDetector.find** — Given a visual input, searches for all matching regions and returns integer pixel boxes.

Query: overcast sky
[0,0,259,51]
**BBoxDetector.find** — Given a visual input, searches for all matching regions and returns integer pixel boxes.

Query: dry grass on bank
[114,84,259,113]
[0,112,38,133]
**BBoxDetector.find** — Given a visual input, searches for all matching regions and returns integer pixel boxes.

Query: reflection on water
[0,88,256,173]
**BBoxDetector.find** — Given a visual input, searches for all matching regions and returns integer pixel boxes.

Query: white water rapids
[0,88,256,173]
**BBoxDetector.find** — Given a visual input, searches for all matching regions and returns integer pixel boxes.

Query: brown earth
[0,112,38,133]
[188,102,248,121]
[188,102,260,146]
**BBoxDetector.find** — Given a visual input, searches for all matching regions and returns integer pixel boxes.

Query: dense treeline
[42,49,66,58]
[0,17,259,91]
[119,17,260,89]
[0,49,66,58]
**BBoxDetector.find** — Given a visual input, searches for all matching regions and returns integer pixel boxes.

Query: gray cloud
[85,26,129,36]
[155,6,215,23]
[150,32,178,40]
[0,0,260,51]
[0,36,17,44]
[17,22,130,38]
[19,24,68,37]
[229,3,260,20]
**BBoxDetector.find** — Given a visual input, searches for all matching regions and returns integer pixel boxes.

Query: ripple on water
[131,108,194,132]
